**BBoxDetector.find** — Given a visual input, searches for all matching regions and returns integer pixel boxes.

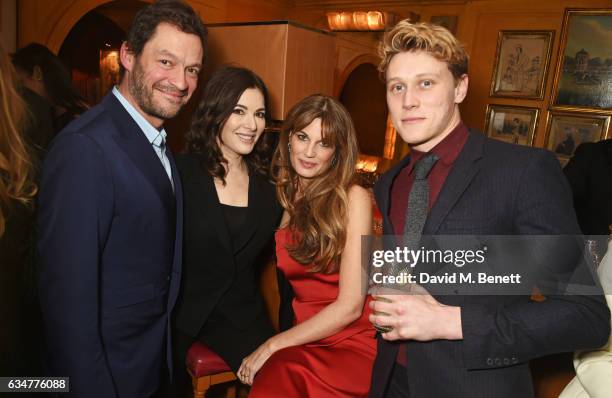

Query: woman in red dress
[238,94,377,397]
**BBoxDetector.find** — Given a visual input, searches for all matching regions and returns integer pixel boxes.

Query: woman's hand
[237,339,277,385]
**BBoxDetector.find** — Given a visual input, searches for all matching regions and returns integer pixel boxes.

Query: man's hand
[369,285,463,341]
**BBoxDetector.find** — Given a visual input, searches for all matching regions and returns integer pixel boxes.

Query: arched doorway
[339,63,388,174]
[58,0,147,105]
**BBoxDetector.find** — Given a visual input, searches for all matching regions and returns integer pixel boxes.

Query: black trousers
[384,363,410,398]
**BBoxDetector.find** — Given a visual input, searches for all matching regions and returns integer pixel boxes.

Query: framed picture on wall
[544,110,610,164]
[490,30,554,100]
[484,104,539,146]
[551,9,612,113]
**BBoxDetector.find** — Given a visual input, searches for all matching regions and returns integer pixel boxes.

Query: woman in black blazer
[172,66,284,393]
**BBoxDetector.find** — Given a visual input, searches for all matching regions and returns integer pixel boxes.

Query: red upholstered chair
[186,341,237,398]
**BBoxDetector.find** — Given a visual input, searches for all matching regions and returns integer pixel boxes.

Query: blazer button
[494,358,501,366]
[503,358,510,365]
[486,358,493,366]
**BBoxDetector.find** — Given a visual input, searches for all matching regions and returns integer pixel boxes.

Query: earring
[331,156,338,167]
[288,142,291,152]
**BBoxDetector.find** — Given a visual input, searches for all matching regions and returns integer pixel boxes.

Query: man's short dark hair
[120,0,207,75]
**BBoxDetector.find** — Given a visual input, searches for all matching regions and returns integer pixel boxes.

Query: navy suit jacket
[369,130,610,398]
[38,93,183,397]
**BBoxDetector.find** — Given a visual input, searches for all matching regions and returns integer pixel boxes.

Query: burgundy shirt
[388,121,469,365]
[389,122,469,235]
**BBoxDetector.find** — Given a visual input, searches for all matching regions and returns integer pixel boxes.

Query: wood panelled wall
[18,0,612,148]
[288,0,612,149]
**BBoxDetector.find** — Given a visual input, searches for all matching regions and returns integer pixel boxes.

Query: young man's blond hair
[378,20,468,82]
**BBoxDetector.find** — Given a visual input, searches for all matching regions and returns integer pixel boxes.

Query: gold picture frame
[544,110,610,165]
[550,9,612,114]
[490,30,554,100]
[484,104,539,146]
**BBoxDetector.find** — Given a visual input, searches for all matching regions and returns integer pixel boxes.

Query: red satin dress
[248,228,377,397]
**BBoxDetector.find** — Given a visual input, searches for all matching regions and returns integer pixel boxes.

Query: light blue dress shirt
[112,87,174,190]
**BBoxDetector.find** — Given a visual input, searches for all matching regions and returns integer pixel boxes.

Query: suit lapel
[167,148,182,310]
[199,173,234,256]
[104,94,175,214]
[424,130,484,234]
[375,154,412,235]
[232,174,264,254]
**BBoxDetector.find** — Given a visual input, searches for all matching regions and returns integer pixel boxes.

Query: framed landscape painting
[484,104,539,146]
[490,30,554,99]
[544,110,610,164]
[551,9,612,113]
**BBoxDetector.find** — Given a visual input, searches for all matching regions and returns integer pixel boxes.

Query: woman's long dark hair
[12,43,88,116]
[185,66,272,183]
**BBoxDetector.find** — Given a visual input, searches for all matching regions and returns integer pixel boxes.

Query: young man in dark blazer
[368,21,610,398]
[37,2,206,396]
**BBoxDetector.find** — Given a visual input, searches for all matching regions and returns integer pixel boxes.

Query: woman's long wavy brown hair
[272,95,358,273]
[0,43,36,237]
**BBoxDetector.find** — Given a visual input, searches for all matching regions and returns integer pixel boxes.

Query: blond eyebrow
[386,72,442,82]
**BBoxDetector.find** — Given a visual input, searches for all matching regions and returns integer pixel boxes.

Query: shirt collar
[407,121,469,173]
[112,86,167,147]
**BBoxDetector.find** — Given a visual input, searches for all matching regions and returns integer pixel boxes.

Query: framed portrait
[430,15,458,35]
[544,111,610,164]
[551,9,612,113]
[490,30,554,99]
[484,104,539,146]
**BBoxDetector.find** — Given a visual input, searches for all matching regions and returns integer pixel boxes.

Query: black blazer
[369,130,611,398]
[564,139,612,237]
[173,154,283,346]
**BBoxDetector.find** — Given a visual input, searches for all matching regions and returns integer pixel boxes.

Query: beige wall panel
[207,23,335,120]
[206,24,288,120]
[284,24,336,114]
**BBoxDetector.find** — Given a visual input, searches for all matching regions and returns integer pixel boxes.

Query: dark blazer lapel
[201,173,234,256]
[424,130,484,234]
[232,174,265,254]
[374,154,412,235]
[103,94,175,213]
[168,148,182,271]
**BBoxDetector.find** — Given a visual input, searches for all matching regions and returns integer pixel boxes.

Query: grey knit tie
[403,153,439,254]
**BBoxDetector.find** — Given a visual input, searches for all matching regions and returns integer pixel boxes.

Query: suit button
[167,275,171,281]
[494,358,501,366]
[511,357,518,364]
[486,358,493,366]
[503,358,510,365]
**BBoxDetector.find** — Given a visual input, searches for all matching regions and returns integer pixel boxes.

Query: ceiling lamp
[326,11,397,31]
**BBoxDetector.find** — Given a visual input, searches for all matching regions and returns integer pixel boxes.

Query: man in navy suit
[368,21,610,397]
[37,2,206,396]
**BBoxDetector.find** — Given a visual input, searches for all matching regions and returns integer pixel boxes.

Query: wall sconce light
[326,11,397,31]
